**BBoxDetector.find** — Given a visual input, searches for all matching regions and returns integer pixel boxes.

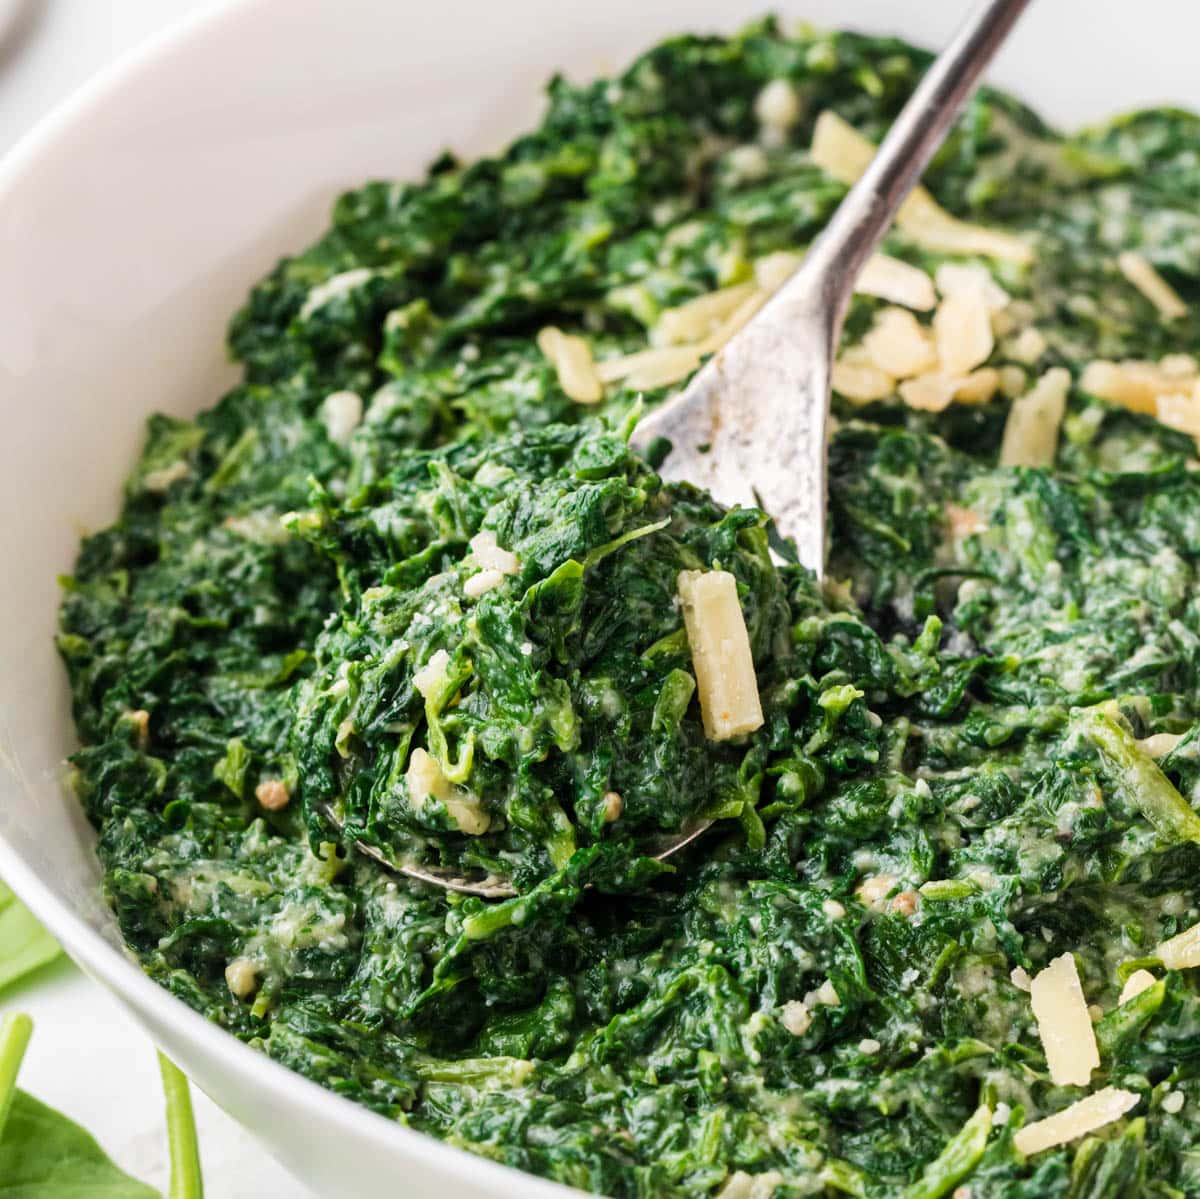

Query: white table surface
[0,3,316,1194]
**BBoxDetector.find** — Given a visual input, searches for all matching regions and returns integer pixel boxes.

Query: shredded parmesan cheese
[1118,968,1158,1005]
[596,345,702,389]
[1156,392,1200,440]
[677,569,764,741]
[833,347,895,404]
[1013,1088,1139,1156]
[999,368,1070,468]
[537,326,604,404]
[810,111,1031,262]
[656,284,757,346]
[1157,919,1200,970]
[933,288,994,376]
[1029,952,1099,1087]
[856,254,937,310]
[1079,359,1183,415]
[934,262,1011,312]
[862,308,938,378]
[1118,251,1188,321]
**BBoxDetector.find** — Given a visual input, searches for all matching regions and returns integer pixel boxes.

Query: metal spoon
[335,0,1030,897]
[630,0,1030,576]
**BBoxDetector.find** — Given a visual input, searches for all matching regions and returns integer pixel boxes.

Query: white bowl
[0,1,1194,1194]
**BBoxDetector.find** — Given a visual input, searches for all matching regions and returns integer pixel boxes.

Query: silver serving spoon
[337,0,1030,898]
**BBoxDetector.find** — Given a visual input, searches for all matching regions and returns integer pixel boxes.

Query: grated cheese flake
[810,111,1032,262]
[1156,919,1200,970]
[597,345,703,389]
[1117,251,1188,321]
[935,262,1011,312]
[999,368,1071,468]
[695,291,769,355]
[856,254,937,311]
[1156,391,1200,439]
[862,308,938,379]
[1118,968,1158,1005]
[655,283,757,346]
[537,326,604,404]
[1080,359,1178,415]
[1029,952,1100,1087]
[833,347,895,404]
[677,569,764,741]
[899,374,959,414]
[933,288,994,376]
[1013,1088,1139,1156]
[413,649,451,700]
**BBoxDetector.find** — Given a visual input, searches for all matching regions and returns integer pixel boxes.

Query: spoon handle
[793,0,1032,311]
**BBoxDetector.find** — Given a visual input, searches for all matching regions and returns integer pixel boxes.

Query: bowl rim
[0,2,574,1194]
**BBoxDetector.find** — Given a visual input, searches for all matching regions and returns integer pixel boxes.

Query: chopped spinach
[58,19,1200,1198]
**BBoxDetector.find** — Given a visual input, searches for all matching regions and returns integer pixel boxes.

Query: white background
[1,1,314,1194]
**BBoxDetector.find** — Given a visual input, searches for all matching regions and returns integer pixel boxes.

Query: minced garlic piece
[1137,732,1184,759]
[833,347,894,404]
[225,957,259,999]
[857,874,898,907]
[1117,251,1188,321]
[413,649,451,700]
[755,79,801,143]
[469,531,519,575]
[1118,968,1158,1005]
[1013,1088,1139,1156]
[810,111,1031,262]
[464,569,505,598]
[677,569,764,741]
[862,308,937,378]
[142,461,191,494]
[856,254,937,311]
[1157,919,1200,970]
[1009,327,1048,365]
[999,368,1070,468]
[933,288,994,376]
[601,791,623,823]
[1010,966,1033,992]
[717,1170,786,1199]
[321,390,363,446]
[255,779,290,812]
[779,1000,812,1036]
[1029,952,1099,1087]
[537,326,604,404]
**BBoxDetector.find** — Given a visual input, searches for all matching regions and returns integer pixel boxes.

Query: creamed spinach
[58,20,1200,1198]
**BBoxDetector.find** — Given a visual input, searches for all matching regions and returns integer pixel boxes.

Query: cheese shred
[677,569,764,741]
